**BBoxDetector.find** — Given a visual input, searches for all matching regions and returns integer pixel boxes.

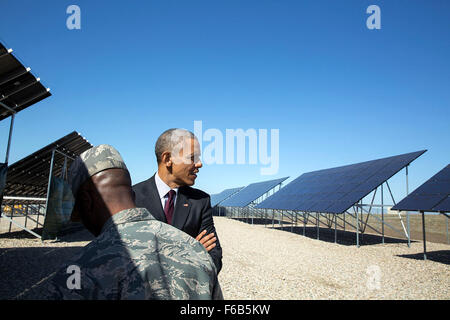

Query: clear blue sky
[1,0,449,204]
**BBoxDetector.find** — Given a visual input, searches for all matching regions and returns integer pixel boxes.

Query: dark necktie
[164,190,176,225]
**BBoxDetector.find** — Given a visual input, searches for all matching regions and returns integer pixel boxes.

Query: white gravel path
[215,217,449,300]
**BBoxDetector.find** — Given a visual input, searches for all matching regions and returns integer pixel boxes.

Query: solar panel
[433,197,450,212]
[210,187,244,207]
[220,177,289,207]
[391,164,450,213]
[256,150,426,213]
[4,131,92,197]
[0,42,51,121]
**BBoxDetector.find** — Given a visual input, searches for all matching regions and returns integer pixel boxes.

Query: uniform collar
[100,207,155,234]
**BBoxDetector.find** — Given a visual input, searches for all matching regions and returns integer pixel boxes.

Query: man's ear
[161,151,172,167]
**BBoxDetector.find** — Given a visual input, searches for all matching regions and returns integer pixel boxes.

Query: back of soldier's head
[68,145,133,226]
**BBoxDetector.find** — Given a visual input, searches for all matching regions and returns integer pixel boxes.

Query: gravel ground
[0,228,94,300]
[215,217,449,300]
[1,217,449,300]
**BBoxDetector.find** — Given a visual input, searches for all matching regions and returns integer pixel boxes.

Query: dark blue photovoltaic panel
[0,42,52,121]
[434,197,450,212]
[392,164,450,213]
[256,150,426,213]
[220,177,289,207]
[210,187,244,207]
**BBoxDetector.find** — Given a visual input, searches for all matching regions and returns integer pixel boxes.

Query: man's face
[170,138,202,186]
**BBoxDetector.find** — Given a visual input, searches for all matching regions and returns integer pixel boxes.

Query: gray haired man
[22,144,223,300]
[133,129,223,274]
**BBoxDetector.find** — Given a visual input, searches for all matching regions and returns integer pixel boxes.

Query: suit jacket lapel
[172,188,191,230]
[146,175,167,223]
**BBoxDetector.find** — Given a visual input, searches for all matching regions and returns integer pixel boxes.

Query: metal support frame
[343,212,346,231]
[406,165,411,247]
[24,204,28,228]
[264,209,267,227]
[42,148,56,229]
[356,202,360,248]
[0,213,41,238]
[1,197,45,238]
[293,211,296,233]
[421,211,427,260]
[416,212,449,261]
[334,214,337,243]
[0,105,16,235]
[1,145,72,239]
[385,180,409,239]
[303,212,306,236]
[446,214,449,245]
[1,102,16,164]
[8,200,14,232]
[381,183,384,244]
[269,209,274,225]
[316,212,319,240]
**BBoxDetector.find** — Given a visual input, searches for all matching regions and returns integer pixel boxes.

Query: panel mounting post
[421,211,427,261]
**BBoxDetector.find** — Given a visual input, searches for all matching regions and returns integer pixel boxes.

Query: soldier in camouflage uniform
[24,144,223,299]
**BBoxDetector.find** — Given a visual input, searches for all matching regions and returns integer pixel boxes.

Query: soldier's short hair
[155,128,197,164]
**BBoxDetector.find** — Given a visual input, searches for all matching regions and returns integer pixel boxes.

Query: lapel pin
[183,203,189,207]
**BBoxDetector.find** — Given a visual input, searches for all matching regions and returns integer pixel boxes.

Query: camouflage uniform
[29,207,223,300]
[22,144,223,300]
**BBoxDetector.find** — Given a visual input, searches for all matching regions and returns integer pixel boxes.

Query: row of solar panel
[220,177,289,207]
[3,132,93,197]
[210,177,288,208]
[210,187,244,207]
[254,150,427,214]
[213,150,449,214]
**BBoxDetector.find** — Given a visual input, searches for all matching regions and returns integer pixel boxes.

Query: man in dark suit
[133,128,222,274]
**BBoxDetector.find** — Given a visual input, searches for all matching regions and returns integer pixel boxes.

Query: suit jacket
[133,175,223,274]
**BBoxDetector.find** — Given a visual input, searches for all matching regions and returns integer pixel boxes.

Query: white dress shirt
[155,172,178,209]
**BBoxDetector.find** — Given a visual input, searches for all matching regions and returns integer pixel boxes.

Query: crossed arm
[194,198,222,274]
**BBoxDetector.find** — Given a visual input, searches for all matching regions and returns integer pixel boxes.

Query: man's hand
[195,230,217,252]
